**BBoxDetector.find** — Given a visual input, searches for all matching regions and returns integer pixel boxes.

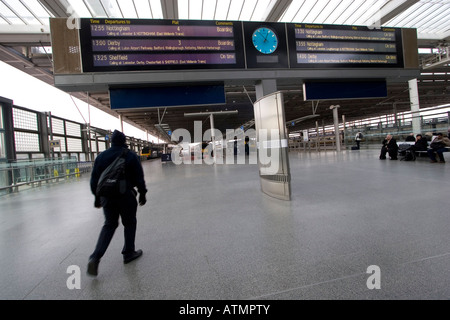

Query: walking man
[87,130,147,276]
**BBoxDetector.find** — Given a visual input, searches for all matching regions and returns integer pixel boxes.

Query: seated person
[410,134,428,152]
[427,133,450,163]
[400,134,428,160]
[405,133,416,142]
[379,134,398,160]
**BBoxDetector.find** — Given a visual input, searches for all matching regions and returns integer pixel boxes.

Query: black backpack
[96,149,129,197]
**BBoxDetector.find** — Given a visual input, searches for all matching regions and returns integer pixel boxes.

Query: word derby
[179,304,270,317]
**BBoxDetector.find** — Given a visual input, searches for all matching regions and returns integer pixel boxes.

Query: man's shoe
[87,258,100,276]
[124,249,143,264]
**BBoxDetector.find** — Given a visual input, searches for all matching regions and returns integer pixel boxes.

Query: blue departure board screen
[79,18,245,72]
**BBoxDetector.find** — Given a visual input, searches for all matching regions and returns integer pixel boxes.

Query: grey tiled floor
[1,149,449,300]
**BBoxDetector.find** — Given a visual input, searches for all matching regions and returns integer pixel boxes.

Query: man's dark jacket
[414,137,428,151]
[90,131,147,200]
[382,138,398,152]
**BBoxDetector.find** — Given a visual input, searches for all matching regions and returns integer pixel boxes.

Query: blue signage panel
[303,80,387,101]
[110,85,226,109]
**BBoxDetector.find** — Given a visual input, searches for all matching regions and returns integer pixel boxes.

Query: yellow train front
[140,144,163,160]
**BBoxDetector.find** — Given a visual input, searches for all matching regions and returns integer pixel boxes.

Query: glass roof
[0,0,448,40]
[66,0,164,19]
[385,0,450,37]
[177,0,276,21]
[0,0,53,25]
[279,0,450,40]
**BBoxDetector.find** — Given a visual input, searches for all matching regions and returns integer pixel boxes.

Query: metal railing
[0,157,93,194]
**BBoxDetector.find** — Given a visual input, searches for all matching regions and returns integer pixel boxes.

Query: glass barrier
[0,157,93,194]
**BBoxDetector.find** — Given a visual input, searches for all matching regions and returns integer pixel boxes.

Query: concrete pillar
[118,114,124,133]
[330,105,341,152]
[255,79,277,99]
[342,114,347,149]
[409,79,421,135]
[209,114,216,163]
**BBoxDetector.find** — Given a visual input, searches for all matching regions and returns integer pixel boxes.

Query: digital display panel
[79,18,245,72]
[287,23,404,68]
[76,19,410,72]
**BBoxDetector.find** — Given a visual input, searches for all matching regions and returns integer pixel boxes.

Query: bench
[397,141,450,160]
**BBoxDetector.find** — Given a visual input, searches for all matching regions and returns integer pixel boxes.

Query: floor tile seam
[22,247,85,300]
[239,249,450,300]
[244,271,365,300]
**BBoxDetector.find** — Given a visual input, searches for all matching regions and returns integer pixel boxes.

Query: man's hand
[94,196,102,208]
[139,193,147,206]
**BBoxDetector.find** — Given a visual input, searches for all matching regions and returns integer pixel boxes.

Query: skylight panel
[133,0,153,18]
[99,0,122,18]
[84,0,107,17]
[21,0,53,24]
[313,0,336,24]
[250,0,275,21]
[202,0,217,20]
[321,0,353,24]
[3,0,39,24]
[400,3,435,28]
[333,0,365,25]
[0,0,23,24]
[292,0,316,23]
[117,0,138,18]
[385,1,422,27]
[178,0,188,19]
[189,0,202,20]
[149,0,163,18]
[215,0,231,20]
[351,0,389,27]
[227,0,245,20]
[239,0,257,21]
[66,0,92,17]
[303,0,331,23]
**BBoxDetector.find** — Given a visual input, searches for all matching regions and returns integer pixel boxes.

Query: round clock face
[252,27,278,54]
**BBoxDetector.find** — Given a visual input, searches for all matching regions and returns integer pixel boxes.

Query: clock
[252,27,278,54]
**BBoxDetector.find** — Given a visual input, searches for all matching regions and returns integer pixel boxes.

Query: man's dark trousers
[90,192,138,260]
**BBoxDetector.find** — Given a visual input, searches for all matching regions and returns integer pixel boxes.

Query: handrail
[0,156,79,168]
[0,161,93,193]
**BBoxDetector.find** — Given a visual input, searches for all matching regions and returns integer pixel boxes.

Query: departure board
[286,23,404,68]
[79,18,245,72]
[75,19,412,73]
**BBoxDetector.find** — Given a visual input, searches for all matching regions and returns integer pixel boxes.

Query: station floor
[0,149,449,300]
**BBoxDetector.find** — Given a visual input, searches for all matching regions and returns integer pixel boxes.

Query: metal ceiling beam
[0,32,51,45]
[39,0,70,18]
[265,0,292,22]
[161,0,178,20]
[379,0,420,25]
